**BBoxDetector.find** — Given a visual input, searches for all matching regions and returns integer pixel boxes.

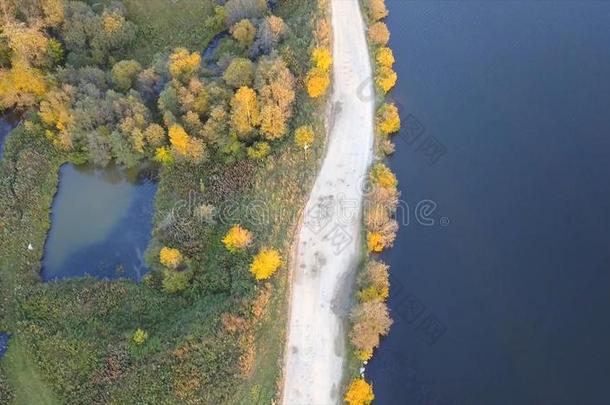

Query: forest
[0,0,331,403]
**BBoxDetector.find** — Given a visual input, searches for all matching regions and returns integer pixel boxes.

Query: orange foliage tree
[358,260,390,302]
[160,247,183,269]
[349,301,393,354]
[368,22,390,46]
[306,68,331,98]
[345,378,375,405]
[365,0,389,22]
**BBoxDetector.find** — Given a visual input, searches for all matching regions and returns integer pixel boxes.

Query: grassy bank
[344,0,400,403]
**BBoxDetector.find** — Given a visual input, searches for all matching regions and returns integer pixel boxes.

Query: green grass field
[123,0,220,63]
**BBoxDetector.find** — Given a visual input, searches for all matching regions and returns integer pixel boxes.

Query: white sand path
[282,0,375,403]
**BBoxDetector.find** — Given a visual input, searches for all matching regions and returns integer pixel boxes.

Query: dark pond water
[0,113,19,158]
[368,1,610,405]
[42,164,157,282]
[0,333,9,358]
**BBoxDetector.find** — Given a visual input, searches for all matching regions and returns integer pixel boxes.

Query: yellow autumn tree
[376,103,400,135]
[312,47,332,71]
[376,47,395,68]
[294,125,315,149]
[230,86,260,137]
[375,66,397,93]
[370,163,397,190]
[160,247,183,269]
[169,48,201,82]
[169,124,205,164]
[358,260,390,303]
[259,104,287,140]
[345,378,375,405]
[367,231,384,253]
[368,22,390,46]
[306,68,331,98]
[38,89,73,134]
[231,19,256,49]
[0,61,47,110]
[250,248,282,281]
[223,225,253,252]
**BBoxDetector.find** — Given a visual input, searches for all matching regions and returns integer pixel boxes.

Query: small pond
[0,333,9,358]
[0,112,20,159]
[41,163,157,282]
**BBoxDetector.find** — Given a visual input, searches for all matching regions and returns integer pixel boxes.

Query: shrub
[368,22,390,46]
[294,125,315,150]
[315,19,331,47]
[223,225,253,252]
[154,146,173,165]
[375,66,397,93]
[160,246,183,269]
[250,248,282,280]
[162,268,192,293]
[376,103,400,135]
[345,378,375,405]
[132,328,148,345]
[379,138,395,155]
[247,141,271,160]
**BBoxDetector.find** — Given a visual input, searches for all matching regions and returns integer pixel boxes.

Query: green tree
[223,57,254,88]
[111,59,142,92]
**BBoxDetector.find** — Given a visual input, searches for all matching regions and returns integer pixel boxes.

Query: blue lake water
[41,164,157,282]
[368,1,610,404]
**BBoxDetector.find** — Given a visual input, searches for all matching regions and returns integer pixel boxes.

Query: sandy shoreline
[281,0,375,403]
